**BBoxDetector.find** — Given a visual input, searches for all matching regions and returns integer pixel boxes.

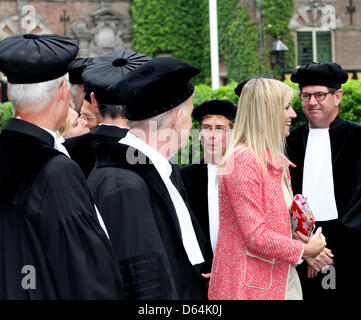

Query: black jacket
[286,116,361,299]
[180,158,213,273]
[63,124,128,177]
[0,118,123,299]
[88,141,208,300]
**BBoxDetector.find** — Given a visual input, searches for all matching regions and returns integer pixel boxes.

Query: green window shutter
[316,31,332,62]
[297,31,313,65]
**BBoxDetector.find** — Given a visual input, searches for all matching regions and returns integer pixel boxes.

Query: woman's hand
[293,231,310,244]
[302,227,326,260]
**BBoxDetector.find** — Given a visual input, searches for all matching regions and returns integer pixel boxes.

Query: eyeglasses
[299,91,333,102]
[200,126,232,135]
[79,112,97,121]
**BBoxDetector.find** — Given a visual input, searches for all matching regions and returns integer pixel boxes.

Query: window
[297,30,333,65]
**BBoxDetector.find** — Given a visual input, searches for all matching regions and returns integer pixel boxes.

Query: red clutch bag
[291,194,315,237]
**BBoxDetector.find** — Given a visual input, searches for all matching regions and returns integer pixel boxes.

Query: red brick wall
[293,0,361,69]
[335,29,361,69]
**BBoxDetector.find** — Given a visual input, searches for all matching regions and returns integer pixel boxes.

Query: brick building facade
[0,0,360,73]
[291,0,361,71]
[0,0,132,57]
[240,0,361,72]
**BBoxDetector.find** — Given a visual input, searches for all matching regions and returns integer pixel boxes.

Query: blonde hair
[56,107,71,138]
[221,78,295,173]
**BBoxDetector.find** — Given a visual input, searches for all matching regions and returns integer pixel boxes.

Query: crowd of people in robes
[0,33,360,301]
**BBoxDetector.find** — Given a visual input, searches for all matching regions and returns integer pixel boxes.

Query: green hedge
[194,80,361,131]
[0,102,12,132]
[177,79,361,165]
[1,80,360,133]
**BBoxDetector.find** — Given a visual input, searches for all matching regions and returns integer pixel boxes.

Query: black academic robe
[287,116,361,300]
[63,124,128,177]
[88,141,208,300]
[0,118,123,300]
[180,158,213,273]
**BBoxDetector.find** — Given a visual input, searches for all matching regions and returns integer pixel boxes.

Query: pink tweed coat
[208,148,304,300]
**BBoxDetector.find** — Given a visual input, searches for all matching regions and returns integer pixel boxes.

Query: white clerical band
[302,128,338,221]
[120,133,205,266]
[207,164,219,253]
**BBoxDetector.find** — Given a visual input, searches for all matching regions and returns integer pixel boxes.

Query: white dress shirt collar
[120,133,204,266]
[120,132,172,179]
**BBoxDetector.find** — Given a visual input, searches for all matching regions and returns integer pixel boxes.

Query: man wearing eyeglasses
[79,89,102,130]
[68,57,94,114]
[63,50,151,177]
[180,99,236,278]
[287,62,361,300]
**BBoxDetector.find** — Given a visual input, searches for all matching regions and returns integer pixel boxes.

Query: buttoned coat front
[208,148,304,300]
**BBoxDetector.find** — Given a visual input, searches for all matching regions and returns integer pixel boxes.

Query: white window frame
[295,28,335,67]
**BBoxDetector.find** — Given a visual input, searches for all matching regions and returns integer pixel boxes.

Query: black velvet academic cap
[81,50,151,105]
[192,99,237,123]
[291,62,348,89]
[234,76,278,97]
[83,84,92,104]
[68,57,94,84]
[0,34,78,84]
[108,57,201,121]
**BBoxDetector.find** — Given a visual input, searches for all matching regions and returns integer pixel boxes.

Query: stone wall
[0,0,132,57]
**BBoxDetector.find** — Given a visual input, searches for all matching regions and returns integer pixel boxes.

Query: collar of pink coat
[266,151,296,169]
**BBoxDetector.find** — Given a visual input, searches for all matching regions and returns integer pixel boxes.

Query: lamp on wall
[271,36,289,70]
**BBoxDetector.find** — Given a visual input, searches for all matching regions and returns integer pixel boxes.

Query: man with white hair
[63,50,150,177]
[0,34,122,299]
[68,57,93,113]
[88,57,208,299]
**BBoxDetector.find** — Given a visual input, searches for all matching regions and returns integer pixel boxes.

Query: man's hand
[201,273,211,289]
[307,264,319,279]
[307,247,334,272]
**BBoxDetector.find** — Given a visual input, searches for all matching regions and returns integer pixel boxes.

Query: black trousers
[297,220,361,300]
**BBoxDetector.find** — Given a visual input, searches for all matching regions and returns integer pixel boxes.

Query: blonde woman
[57,107,89,141]
[208,78,326,300]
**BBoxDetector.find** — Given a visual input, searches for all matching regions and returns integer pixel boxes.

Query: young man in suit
[180,99,236,273]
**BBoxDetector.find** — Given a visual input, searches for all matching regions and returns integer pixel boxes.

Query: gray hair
[127,101,188,131]
[95,98,125,119]
[8,74,69,113]
[70,83,79,97]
